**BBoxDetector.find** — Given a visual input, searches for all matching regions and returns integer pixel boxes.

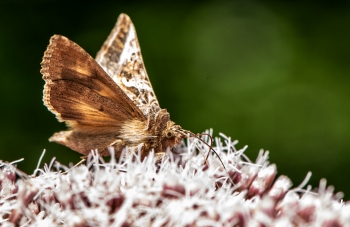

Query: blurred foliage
[0,1,349,199]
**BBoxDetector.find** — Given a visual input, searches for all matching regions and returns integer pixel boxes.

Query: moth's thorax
[148,109,185,152]
[117,109,184,153]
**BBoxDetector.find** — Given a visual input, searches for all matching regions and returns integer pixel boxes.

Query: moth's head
[160,121,186,151]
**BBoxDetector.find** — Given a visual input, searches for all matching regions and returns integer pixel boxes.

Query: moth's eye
[165,130,175,139]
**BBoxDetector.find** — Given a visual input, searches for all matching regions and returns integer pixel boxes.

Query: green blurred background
[0,1,349,199]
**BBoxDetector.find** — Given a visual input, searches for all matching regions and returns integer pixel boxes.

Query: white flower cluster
[0,131,349,226]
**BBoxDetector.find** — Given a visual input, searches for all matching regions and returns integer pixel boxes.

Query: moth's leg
[75,156,87,166]
[102,139,126,158]
[60,156,87,175]
[137,143,150,161]
[121,143,147,160]
[154,152,166,164]
[139,143,166,163]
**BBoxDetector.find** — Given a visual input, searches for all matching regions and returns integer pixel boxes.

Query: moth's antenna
[197,133,214,162]
[177,129,235,188]
[177,129,227,171]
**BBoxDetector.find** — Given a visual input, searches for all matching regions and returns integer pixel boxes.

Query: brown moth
[41,14,190,161]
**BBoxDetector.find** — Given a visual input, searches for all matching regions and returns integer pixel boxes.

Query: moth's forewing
[41,35,146,155]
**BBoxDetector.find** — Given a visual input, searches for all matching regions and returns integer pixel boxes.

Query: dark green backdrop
[1,1,349,199]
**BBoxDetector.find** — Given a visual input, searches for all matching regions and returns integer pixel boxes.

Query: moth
[41,14,195,161]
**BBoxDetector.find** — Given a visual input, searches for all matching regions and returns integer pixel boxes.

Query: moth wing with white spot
[95,13,160,117]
